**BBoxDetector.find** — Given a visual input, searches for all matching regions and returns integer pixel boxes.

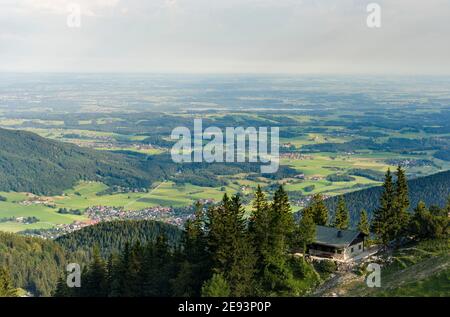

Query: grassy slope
[321,239,450,297]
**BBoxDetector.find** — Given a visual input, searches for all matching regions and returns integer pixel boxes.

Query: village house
[308,225,367,262]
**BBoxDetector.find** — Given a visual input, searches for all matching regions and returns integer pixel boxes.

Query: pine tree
[271,186,295,237]
[296,211,316,262]
[105,253,115,296]
[129,241,144,295]
[371,169,395,245]
[358,209,370,236]
[391,166,410,242]
[409,201,429,240]
[333,196,349,230]
[269,186,295,253]
[53,275,71,297]
[248,185,271,273]
[184,201,207,263]
[201,273,231,297]
[153,235,174,296]
[173,201,210,296]
[308,194,328,226]
[205,194,257,296]
[0,267,17,297]
[206,194,232,272]
[409,201,448,240]
[226,194,257,296]
[113,242,132,297]
[251,186,296,295]
[82,245,107,297]
[138,242,155,297]
[171,260,197,297]
[445,196,450,216]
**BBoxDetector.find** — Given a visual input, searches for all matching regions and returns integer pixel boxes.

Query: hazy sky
[1,0,449,74]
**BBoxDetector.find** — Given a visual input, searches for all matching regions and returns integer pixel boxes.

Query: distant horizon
[2,71,450,77]
[1,1,449,74]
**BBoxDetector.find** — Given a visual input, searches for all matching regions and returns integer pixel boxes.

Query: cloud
[10,0,120,16]
[0,0,449,74]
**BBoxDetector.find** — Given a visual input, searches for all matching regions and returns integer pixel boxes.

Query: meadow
[1,102,450,233]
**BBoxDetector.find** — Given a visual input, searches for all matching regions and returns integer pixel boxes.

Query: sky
[1,0,449,74]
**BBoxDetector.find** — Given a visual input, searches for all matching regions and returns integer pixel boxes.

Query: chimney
[337,230,343,238]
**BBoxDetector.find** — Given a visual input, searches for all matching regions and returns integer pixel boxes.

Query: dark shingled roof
[314,225,362,248]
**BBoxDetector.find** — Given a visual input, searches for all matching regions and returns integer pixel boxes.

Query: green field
[0,145,440,233]
[2,109,450,234]
[0,180,245,232]
[0,191,87,233]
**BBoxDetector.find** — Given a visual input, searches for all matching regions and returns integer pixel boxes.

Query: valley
[1,75,450,235]
[0,75,449,298]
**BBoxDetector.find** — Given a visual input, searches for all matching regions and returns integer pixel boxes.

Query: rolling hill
[56,219,182,261]
[0,231,66,296]
[0,128,280,196]
[0,219,182,296]
[0,128,176,195]
[325,169,450,226]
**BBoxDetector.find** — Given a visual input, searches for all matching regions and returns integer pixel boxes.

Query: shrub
[314,260,337,274]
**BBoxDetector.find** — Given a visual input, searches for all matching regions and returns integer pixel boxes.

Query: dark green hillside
[0,128,296,195]
[0,128,173,195]
[56,220,182,262]
[0,231,65,296]
[0,220,182,296]
[325,169,450,225]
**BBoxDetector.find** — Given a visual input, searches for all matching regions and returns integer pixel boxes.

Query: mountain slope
[0,231,66,296]
[0,128,176,195]
[314,239,450,297]
[0,220,183,296]
[325,170,450,225]
[0,128,282,196]
[56,219,182,261]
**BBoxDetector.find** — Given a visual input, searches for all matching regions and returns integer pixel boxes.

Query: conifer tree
[248,185,271,272]
[271,186,295,237]
[253,186,296,294]
[174,201,210,296]
[105,253,116,296]
[53,275,71,297]
[205,194,257,295]
[129,241,144,295]
[206,194,231,271]
[113,242,132,297]
[82,245,108,297]
[201,273,231,297]
[308,194,328,226]
[152,235,174,296]
[371,169,395,245]
[409,201,448,240]
[138,242,155,297]
[333,196,349,230]
[269,185,294,255]
[408,201,429,240]
[226,194,257,296]
[391,166,410,241]
[184,201,207,262]
[0,267,17,297]
[445,196,450,216]
[358,209,370,236]
[296,211,316,262]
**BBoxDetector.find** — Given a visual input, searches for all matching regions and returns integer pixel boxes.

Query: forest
[0,128,297,195]
[51,168,448,297]
[325,168,450,225]
[1,167,448,297]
